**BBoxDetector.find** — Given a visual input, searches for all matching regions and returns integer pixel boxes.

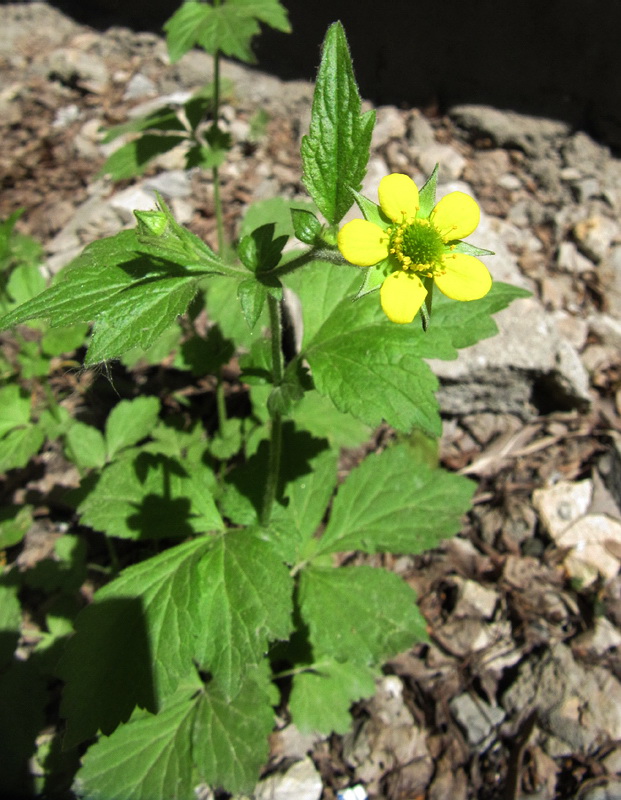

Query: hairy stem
[260,294,285,527]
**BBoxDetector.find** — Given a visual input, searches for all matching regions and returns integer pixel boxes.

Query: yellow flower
[338,173,492,324]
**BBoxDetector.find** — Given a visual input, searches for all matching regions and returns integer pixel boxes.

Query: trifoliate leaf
[313,443,475,557]
[299,565,428,665]
[59,538,213,747]
[105,396,161,460]
[195,529,293,697]
[301,22,375,225]
[164,0,290,64]
[289,659,378,735]
[77,452,223,539]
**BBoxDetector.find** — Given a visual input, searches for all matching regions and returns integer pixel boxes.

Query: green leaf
[164,0,290,64]
[451,240,495,258]
[290,390,371,448]
[6,263,46,305]
[291,208,322,245]
[301,22,375,225]
[74,683,200,800]
[0,385,30,438]
[192,668,275,792]
[76,671,275,799]
[41,323,89,356]
[99,134,187,181]
[105,396,161,460]
[269,447,338,564]
[290,659,378,735]
[299,565,428,665]
[426,281,531,349]
[238,278,267,330]
[417,163,439,218]
[0,425,44,472]
[195,529,293,697]
[0,575,21,667]
[283,259,360,348]
[302,291,443,436]
[351,187,390,227]
[101,108,187,144]
[77,452,223,539]
[238,223,288,273]
[65,421,107,470]
[205,275,269,350]
[313,443,475,557]
[0,504,33,550]
[59,538,213,747]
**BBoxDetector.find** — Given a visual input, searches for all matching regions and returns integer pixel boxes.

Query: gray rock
[123,73,157,100]
[449,105,570,157]
[372,106,407,149]
[48,47,109,94]
[450,693,505,750]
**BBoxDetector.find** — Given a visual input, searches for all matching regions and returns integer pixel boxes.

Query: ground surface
[2,4,621,800]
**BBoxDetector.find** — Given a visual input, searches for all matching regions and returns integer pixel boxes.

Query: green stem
[211,43,225,255]
[260,294,284,527]
[268,245,345,279]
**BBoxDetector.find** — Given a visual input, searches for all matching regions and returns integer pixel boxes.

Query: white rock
[254,757,322,800]
[532,479,593,540]
[558,514,621,584]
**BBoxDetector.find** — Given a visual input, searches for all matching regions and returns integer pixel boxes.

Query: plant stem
[260,294,284,527]
[211,33,225,254]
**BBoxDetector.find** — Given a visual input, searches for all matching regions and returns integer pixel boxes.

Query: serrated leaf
[0,504,33,550]
[269,447,338,564]
[426,281,531,349]
[417,163,439,217]
[105,396,161,460]
[238,277,267,329]
[102,108,186,144]
[283,259,360,348]
[205,275,269,350]
[290,390,371,449]
[192,669,275,792]
[99,134,187,180]
[74,683,200,800]
[299,565,428,665]
[164,0,290,64]
[195,529,293,697]
[6,262,46,305]
[65,421,107,470]
[301,22,375,224]
[0,425,44,472]
[302,291,443,436]
[290,659,378,735]
[76,670,275,800]
[313,443,475,557]
[78,452,223,539]
[59,538,213,747]
[0,384,30,437]
[0,230,212,365]
[291,208,322,245]
[0,575,21,667]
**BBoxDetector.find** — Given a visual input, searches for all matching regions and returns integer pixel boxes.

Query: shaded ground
[1,4,621,799]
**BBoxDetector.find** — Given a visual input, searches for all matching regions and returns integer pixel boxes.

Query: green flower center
[388,219,446,274]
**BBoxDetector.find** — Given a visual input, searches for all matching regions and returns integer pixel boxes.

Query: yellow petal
[435,253,492,301]
[430,192,480,241]
[337,219,389,266]
[380,270,427,324]
[378,174,419,222]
